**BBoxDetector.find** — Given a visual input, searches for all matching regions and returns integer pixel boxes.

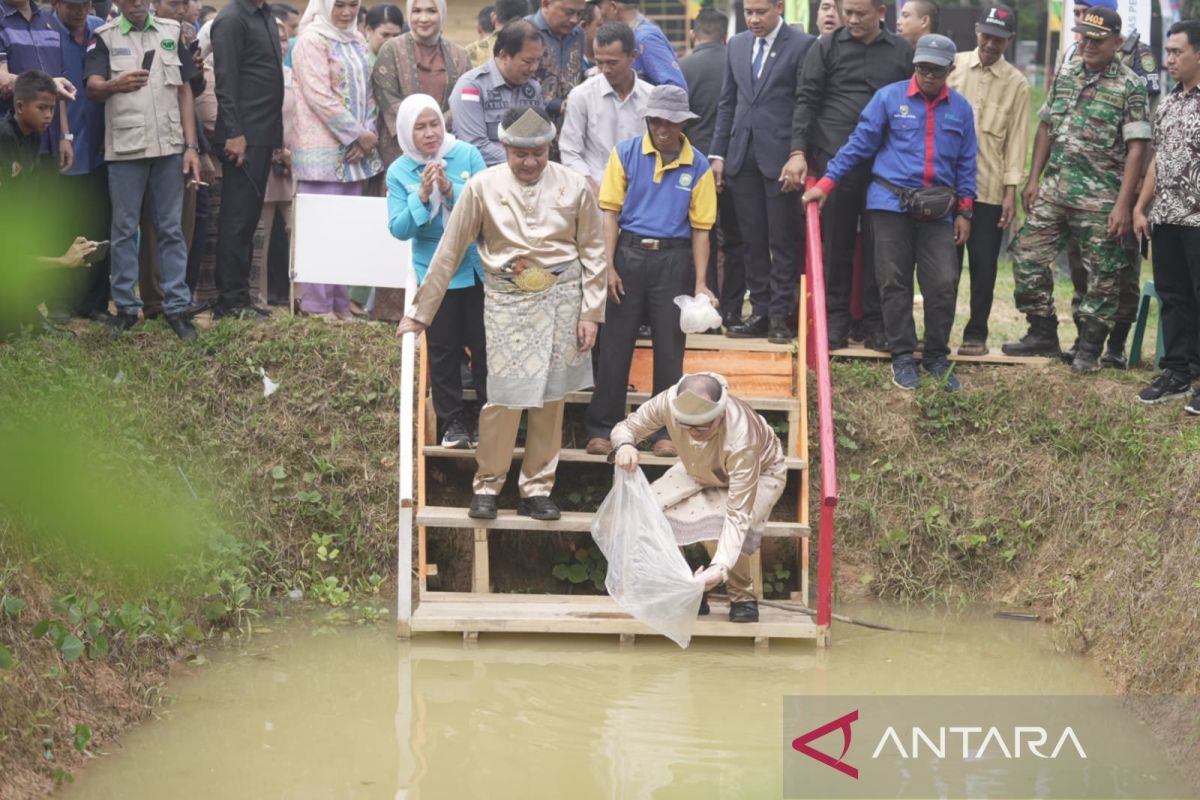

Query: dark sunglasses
[915,63,950,78]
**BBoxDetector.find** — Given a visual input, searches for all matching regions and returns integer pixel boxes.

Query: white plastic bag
[673,294,721,335]
[592,467,705,647]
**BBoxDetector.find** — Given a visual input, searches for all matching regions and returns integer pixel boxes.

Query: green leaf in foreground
[0,643,13,669]
[58,634,85,662]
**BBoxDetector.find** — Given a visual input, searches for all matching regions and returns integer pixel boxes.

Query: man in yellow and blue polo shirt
[584,83,717,458]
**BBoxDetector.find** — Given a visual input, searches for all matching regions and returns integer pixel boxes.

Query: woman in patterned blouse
[292,0,383,320]
[370,0,471,167]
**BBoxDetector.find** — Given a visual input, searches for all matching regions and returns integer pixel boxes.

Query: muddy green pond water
[62,604,1191,799]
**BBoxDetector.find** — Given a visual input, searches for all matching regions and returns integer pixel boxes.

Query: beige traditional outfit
[609,374,787,601]
[408,127,606,498]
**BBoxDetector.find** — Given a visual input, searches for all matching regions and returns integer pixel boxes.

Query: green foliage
[0,643,12,670]
[552,542,608,593]
[310,575,351,607]
[762,562,792,596]
[72,724,91,754]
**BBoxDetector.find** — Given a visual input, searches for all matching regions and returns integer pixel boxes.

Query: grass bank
[827,358,1200,694]
[1,316,1197,796]
[0,318,400,796]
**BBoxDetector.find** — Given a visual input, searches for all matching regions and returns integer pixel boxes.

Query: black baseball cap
[1075,6,1122,38]
[977,4,1016,38]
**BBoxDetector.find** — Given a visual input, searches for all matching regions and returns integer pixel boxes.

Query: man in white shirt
[559,21,650,192]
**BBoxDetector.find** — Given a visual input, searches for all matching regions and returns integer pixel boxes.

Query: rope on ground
[709,594,939,634]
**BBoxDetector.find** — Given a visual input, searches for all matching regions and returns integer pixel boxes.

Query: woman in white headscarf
[370,0,470,166]
[292,0,382,320]
[386,94,487,448]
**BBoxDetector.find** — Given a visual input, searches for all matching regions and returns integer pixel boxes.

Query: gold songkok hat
[669,372,729,426]
[497,108,556,148]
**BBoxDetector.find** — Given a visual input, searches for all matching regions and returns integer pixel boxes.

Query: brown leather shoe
[957,340,989,357]
[585,437,612,456]
[652,439,677,458]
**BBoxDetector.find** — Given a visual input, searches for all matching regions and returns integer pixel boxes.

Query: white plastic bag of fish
[673,294,721,335]
[592,467,705,647]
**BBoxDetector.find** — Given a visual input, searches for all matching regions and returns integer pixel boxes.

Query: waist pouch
[874,177,957,222]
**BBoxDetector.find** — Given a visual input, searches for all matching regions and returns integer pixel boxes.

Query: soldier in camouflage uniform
[1003,6,1151,373]
[1060,0,1161,368]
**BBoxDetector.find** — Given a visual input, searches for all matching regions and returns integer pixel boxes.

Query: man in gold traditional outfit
[397,106,607,522]
[611,372,786,622]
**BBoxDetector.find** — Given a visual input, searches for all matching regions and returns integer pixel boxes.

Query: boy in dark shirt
[0,70,56,188]
[0,70,77,338]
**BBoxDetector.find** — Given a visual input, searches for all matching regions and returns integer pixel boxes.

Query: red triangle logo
[791,709,860,779]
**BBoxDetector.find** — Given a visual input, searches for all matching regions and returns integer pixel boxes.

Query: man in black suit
[710,0,814,343]
[210,0,285,321]
[781,0,914,349]
[680,7,746,331]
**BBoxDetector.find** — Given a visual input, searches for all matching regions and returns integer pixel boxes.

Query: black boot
[1101,321,1130,369]
[1071,321,1108,374]
[1002,315,1061,357]
[729,600,759,623]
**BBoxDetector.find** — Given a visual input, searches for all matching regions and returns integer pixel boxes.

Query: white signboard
[291,193,412,289]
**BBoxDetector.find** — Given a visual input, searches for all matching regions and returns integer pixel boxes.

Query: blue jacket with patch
[818,77,978,221]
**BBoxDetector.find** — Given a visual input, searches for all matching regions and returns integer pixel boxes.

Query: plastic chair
[1128,280,1165,369]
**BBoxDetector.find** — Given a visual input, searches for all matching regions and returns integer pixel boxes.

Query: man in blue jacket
[804,34,976,392]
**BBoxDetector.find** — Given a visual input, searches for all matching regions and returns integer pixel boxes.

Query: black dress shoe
[517,496,561,521]
[729,600,759,623]
[698,593,710,616]
[468,494,497,519]
[37,319,75,338]
[181,299,214,318]
[725,314,768,338]
[165,314,199,341]
[863,330,890,353]
[721,311,743,330]
[106,313,139,336]
[213,305,269,321]
[80,309,113,322]
[767,318,795,344]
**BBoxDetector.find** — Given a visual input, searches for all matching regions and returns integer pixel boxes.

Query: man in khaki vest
[85,0,202,340]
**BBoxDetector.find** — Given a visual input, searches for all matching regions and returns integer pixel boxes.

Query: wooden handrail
[803,178,839,630]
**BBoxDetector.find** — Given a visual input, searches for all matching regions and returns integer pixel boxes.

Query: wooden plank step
[417,506,810,537]
[411,592,819,640]
[831,345,1054,366]
[423,446,807,471]
[461,388,799,412]
[636,333,795,353]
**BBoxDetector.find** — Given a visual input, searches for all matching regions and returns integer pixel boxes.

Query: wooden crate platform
[830,345,1054,366]
[637,334,795,353]
[423,445,807,471]
[417,506,810,537]
[411,592,821,642]
[461,388,798,411]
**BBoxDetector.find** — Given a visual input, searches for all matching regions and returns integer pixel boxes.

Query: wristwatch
[61,133,74,142]
[958,207,973,221]
[185,143,200,151]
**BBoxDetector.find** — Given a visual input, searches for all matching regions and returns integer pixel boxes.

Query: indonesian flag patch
[461,86,481,103]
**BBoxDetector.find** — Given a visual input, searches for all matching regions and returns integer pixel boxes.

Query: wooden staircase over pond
[397,192,839,648]
[398,327,827,648]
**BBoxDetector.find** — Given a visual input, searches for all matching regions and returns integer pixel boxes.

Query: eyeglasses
[915,64,950,78]
[679,420,718,432]
[1073,6,1085,15]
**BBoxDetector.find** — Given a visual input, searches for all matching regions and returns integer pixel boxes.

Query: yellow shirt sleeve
[597,148,628,212]
[688,167,717,231]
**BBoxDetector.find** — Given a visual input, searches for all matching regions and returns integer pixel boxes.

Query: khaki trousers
[702,540,755,602]
[473,399,565,497]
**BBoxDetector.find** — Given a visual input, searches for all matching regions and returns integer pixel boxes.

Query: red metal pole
[803,179,839,630]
